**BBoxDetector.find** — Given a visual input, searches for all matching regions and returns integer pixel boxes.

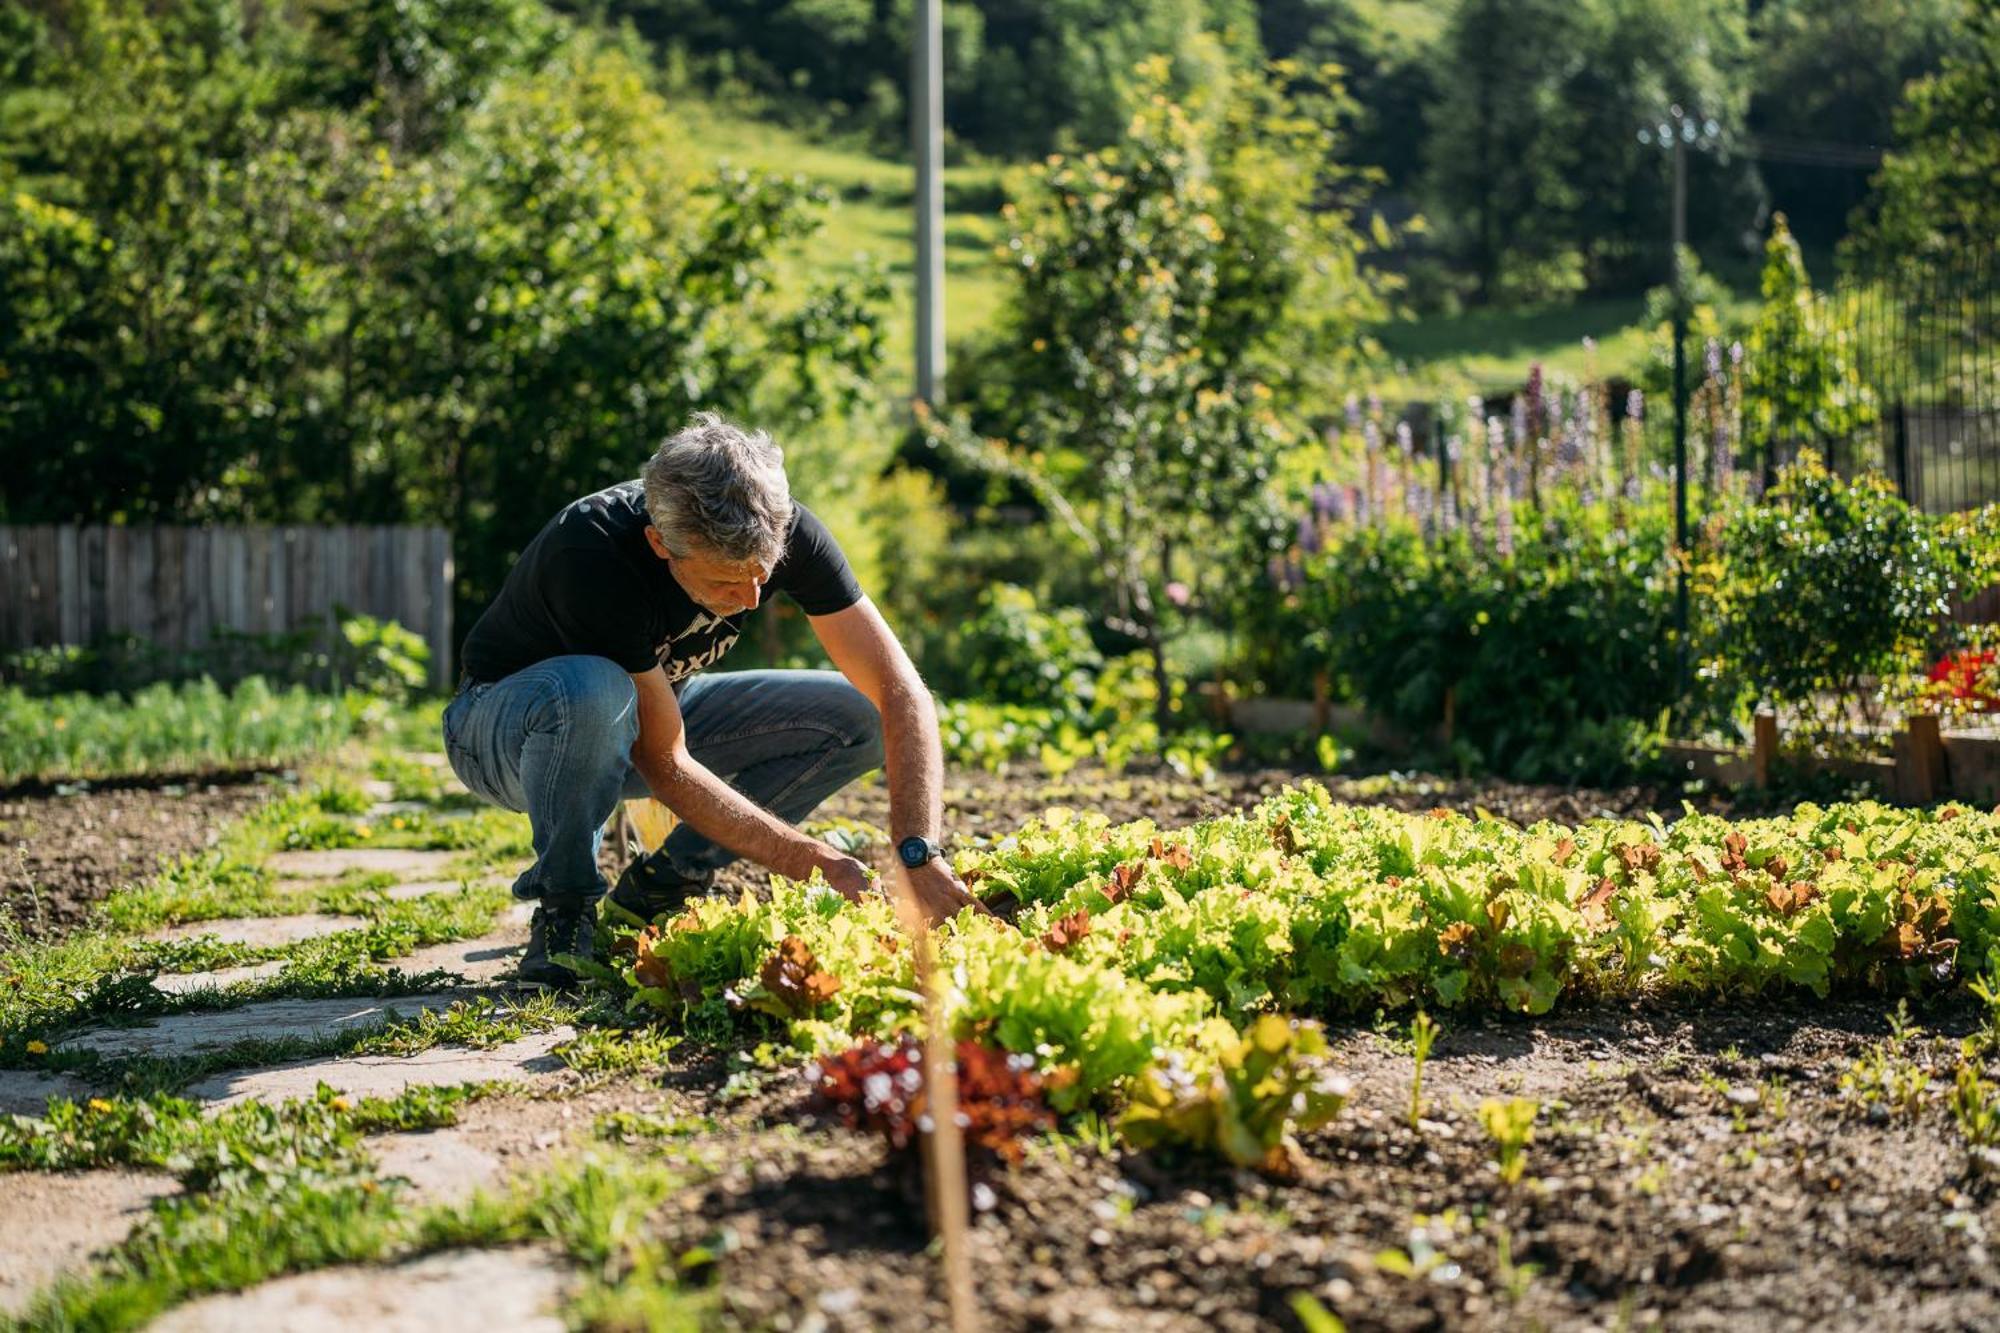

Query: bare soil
[0,776,278,938]
[647,999,1999,1333]
[611,764,2000,1333]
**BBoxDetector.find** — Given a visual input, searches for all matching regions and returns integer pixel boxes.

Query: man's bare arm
[811,598,982,921]
[627,667,868,897]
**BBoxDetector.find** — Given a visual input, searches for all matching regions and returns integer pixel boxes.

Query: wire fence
[1750,247,2000,513]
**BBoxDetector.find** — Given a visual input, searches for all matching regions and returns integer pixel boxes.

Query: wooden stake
[1752,709,1777,790]
[1906,712,1946,805]
[889,866,978,1333]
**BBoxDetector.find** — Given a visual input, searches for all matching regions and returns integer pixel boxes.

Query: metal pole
[912,0,945,406]
[1671,117,1691,717]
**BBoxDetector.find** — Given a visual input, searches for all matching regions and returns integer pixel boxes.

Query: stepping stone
[150,960,289,996]
[360,778,397,802]
[371,1128,506,1205]
[148,1246,570,1333]
[266,849,460,881]
[0,1170,179,1317]
[191,1028,576,1110]
[147,914,368,949]
[0,1070,95,1118]
[59,995,459,1060]
[384,880,477,902]
[392,931,527,986]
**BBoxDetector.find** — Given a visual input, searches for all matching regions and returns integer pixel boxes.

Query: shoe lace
[540,901,589,953]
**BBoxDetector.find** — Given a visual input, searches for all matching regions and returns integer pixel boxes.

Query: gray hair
[640,412,793,565]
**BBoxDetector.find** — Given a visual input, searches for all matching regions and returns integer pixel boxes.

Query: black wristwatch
[897,835,943,869]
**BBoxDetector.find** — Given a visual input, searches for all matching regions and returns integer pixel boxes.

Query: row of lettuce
[589,783,2000,1116]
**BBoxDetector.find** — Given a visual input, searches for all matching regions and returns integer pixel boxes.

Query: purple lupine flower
[1730,340,1744,368]
[1363,419,1382,455]
[1446,433,1463,465]
[1556,419,1583,469]
[1297,512,1320,555]
[1312,482,1335,522]
[1626,389,1644,421]
[1510,395,1529,449]
[1705,338,1723,383]
[1495,495,1515,559]
[1344,394,1361,431]
[1396,421,1414,457]
[1367,391,1383,422]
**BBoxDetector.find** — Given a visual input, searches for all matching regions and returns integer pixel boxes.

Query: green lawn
[668,99,1013,393]
[1369,292,1761,397]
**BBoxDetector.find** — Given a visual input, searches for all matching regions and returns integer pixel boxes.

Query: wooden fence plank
[56,526,81,645]
[0,524,452,671]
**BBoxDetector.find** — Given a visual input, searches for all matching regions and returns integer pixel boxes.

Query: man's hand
[900,857,994,925]
[815,850,874,904]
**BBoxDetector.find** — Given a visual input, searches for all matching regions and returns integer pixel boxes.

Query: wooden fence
[0,526,453,690]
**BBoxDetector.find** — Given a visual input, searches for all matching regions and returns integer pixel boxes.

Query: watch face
[898,837,932,868]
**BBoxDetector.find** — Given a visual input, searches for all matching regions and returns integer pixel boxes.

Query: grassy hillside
[670,98,1767,404]
[669,98,1012,394]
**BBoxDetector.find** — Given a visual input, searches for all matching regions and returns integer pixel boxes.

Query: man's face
[645,528,771,618]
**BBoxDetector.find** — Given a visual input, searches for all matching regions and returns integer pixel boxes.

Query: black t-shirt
[460,481,863,686]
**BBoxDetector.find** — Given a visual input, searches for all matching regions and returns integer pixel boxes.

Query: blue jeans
[441,658,885,901]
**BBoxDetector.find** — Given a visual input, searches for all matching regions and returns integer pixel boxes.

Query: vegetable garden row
[584,783,2000,1174]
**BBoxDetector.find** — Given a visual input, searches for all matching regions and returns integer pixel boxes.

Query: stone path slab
[371,1129,507,1205]
[150,960,289,996]
[191,1028,576,1109]
[147,914,368,949]
[59,995,459,1060]
[0,1069,94,1117]
[384,880,477,902]
[147,1246,570,1332]
[266,848,460,881]
[0,1169,179,1317]
[392,931,527,986]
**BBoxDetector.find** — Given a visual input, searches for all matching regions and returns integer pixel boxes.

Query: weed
[1479,1097,1540,1184]
[1409,1010,1438,1131]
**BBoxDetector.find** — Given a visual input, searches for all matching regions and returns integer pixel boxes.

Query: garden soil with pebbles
[654,998,2000,1333]
[606,768,1996,1332]
[0,775,277,937]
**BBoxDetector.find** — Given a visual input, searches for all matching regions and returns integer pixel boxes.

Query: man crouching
[443,412,980,987]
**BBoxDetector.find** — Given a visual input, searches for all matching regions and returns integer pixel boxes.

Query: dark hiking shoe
[518,895,596,989]
[607,852,713,924]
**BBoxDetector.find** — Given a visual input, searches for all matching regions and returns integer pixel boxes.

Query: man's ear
[643,526,672,561]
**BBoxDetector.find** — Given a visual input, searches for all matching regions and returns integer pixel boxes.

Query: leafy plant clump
[810,1034,1056,1173]
[1118,1014,1350,1177]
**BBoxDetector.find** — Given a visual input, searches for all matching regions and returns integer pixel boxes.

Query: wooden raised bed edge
[1226,692,2000,807]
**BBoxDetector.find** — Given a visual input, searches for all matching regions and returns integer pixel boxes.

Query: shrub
[1704,452,1971,733]
[1237,493,1694,782]
[939,584,1102,711]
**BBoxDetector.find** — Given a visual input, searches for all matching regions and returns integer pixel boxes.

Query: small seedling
[1478,1096,1539,1184]
[1948,1050,2000,1148]
[1409,1010,1438,1130]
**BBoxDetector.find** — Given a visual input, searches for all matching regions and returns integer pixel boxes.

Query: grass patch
[13,1147,713,1331]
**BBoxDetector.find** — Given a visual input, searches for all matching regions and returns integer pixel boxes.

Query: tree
[930,59,1393,729]
[1743,215,1875,472]
[1751,0,1962,252]
[1423,0,1760,304]
[1421,0,1589,304]
[1857,0,2000,261]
